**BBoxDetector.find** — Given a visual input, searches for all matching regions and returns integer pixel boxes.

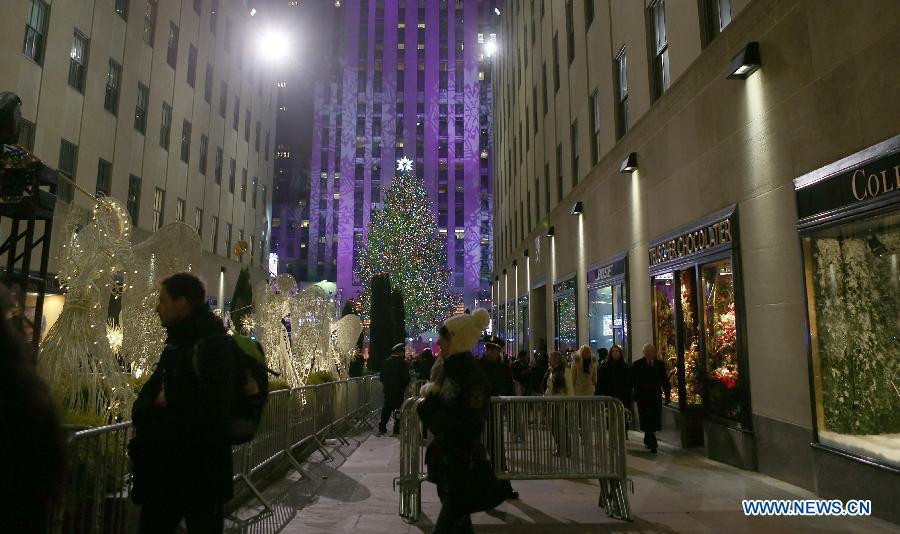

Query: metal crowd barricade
[395,397,427,522]
[395,395,633,523]
[51,422,137,534]
[490,396,632,520]
[49,376,382,533]
[405,379,426,399]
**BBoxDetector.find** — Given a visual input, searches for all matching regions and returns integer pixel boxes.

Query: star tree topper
[397,156,414,172]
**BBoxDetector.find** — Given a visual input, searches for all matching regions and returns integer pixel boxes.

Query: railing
[396,397,428,522]
[396,395,632,523]
[50,376,382,534]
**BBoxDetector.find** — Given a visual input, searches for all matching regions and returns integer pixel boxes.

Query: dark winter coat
[596,357,632,408]
[631,357,670,432]
[418,351,490,500]
[528,354,549,395]
[511,359,532,395]
[416,353,435,380]
[131,308,237,504]
[380,354,411,398]
[478,357,514,397]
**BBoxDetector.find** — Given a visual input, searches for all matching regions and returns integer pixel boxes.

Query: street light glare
[485,41,497,57]
[258,28,291,64]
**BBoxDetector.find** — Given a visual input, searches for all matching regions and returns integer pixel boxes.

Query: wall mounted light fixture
[619,152,638,173]
[727,42,761,79]
[570,201,583,215]
[546,226,555,237]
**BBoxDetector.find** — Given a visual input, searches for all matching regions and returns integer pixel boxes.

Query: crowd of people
[402,336,671,454]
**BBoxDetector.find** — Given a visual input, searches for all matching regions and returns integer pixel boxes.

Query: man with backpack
[131,272,253,533]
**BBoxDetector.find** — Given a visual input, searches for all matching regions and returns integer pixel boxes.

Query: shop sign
[587,256,626,285]
[795,149,900,221]
[649,217,733,267]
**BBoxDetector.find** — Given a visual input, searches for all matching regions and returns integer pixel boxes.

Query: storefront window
[554,293,577,352]
[652,273,679,404]
[518,295,529,353]
[506,301,516,352]
[804,210,900,467]
[653,270,703,408]
[702,258,740,420]
[589,283,628,355]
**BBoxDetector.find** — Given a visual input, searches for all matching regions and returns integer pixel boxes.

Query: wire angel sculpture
[289,284,337,381]
[330,314,362,379]
[38,199,135,417]
[254,276,300,386]
[119,222,201,377]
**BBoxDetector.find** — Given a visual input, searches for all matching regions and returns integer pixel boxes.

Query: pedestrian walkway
[227,430,899,534]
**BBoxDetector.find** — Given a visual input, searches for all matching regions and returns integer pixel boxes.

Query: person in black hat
[479,334,513,398]
[478,334,519,500]
[378,342,411,436]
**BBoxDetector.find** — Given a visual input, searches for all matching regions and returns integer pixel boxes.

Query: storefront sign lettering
[587,256,627,285]
[850,166,899,201]
[796,147,900,222]
[595,264,615,280]
[649,219,733,267]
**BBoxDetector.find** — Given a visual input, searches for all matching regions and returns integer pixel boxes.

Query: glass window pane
[589,285,614,352]
[701,258,740,420]
[554,293,577,353]
[653,274,679,404]
[804,210,900,467]
[679,269,702,407]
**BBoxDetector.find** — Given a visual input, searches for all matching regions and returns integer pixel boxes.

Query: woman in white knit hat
[418,308,504,533]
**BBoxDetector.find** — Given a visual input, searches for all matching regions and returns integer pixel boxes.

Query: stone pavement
[226,430,899,534]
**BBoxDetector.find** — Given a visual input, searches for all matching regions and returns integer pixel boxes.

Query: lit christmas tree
[354,157,458,334]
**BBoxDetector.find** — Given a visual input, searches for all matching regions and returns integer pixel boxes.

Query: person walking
[379,342,411,436]
[419,308,502,534]
[529,350,550,398]
[478,334,518,500]
[571,345,597,396]
[570,345,598,461]
[544,351,573,457]
[416,348,436,380]
[631,343,670,453]
[544,351,573,396]
[511,350,531,396]
[130,273,239,533]
[596,345,632,410]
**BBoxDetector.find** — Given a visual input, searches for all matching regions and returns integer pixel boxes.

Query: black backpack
[228,335,278,444]
[194,334,276,444]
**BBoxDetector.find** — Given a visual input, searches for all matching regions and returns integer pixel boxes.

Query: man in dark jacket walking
[379,342,410,436]
[478,335,518,500]
[631,343,670,453]
[131,273,237,533]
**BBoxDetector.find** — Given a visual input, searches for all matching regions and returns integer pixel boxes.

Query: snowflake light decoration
[397,156,413,172]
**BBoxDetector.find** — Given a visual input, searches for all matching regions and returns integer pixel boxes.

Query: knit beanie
[442,307,490,356]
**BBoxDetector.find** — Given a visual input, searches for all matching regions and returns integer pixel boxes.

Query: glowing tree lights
[354,157,458,334]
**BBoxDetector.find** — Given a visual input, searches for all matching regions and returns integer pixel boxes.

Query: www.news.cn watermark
[742,499,872,517]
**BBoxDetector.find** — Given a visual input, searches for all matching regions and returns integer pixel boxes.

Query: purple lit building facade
[306,0,499,310]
